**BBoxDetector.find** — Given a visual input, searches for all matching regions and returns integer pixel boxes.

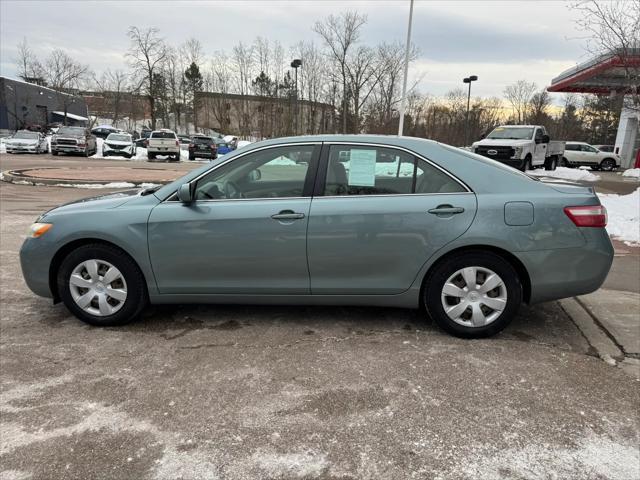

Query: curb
[559,298,624,365]
[1,169,172,187]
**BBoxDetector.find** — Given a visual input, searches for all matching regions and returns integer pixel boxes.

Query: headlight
[513,147,523,157]
[28,223,52,238]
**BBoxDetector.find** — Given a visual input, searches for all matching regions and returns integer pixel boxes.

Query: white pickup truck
[471,125,565,171]
[147,129,180,161]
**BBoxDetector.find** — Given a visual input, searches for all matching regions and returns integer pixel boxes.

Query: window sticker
[348,149,377,186]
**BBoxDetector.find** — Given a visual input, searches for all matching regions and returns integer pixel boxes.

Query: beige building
[196,92,336,138]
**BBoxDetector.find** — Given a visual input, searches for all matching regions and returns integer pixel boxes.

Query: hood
[105,140,132,146]
[7,138,38,145]
[473,138,532,147]
[40,189,142,219]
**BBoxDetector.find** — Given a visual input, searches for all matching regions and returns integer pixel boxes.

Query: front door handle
[428,205,465,215]
[271,210,305,220]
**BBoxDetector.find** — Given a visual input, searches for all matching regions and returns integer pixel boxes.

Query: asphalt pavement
[1,153,639,480]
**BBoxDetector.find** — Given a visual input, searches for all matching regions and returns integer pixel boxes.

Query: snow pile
[528,167,600,182]
[622,168,640,179]
[269,156,296,165]
[599,188,640,246]
[55,182,160,189]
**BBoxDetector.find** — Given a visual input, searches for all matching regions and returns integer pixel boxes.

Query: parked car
[51,127,98,157]
[135,137,148,148]
[562,142,620,171]
[102,133,137,158]
[4,130,49,154]
[214,139,233,155]
[91,125,120,139]
[146,129,180,161]
[472,125,564,171]
[188,135,218,160]
[19,135,613,338]
[593,145,614,153]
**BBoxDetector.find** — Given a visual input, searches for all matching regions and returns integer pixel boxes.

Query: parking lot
[1,153,639,479]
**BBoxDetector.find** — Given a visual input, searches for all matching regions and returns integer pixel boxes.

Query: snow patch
[528,167,600,182]
[599,188,640,246]
[456,432,639,480]
[251,450,329,478]
[54,182,137,189]
[236,140,252,149]
[622,168,640,179]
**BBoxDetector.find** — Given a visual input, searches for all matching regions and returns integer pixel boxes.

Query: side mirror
[176,183,194,203]
[542,134,550,144]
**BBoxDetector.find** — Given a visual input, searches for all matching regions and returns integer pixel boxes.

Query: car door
[581,144,599,165]
[307,143,477,295]
[533,128,547,165]
[147,143,320,295]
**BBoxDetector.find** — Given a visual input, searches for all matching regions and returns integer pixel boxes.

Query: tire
[57,243,147,327]
[423,251,522,338]
[174,152,181,162]
[52,150,58,156]
[147,153,156,160]
[600,158,616,171]
[83,147,89,157]
[521,155,532,172]
[188,153,195,161]
[544,156,557,171]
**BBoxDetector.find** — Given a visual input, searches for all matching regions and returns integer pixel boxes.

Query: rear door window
[323,145,466,196]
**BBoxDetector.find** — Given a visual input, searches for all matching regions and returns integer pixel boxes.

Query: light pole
[397,0,414,136]
[463,75,478,146]
[291,59,302,135]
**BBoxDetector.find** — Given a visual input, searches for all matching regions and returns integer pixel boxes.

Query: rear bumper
[189,150,217,158]
[515,228,614,304]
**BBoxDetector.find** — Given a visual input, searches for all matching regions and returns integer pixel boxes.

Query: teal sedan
[20,135,613,338]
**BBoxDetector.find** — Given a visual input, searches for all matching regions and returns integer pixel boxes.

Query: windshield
[487,127,534,140]
[58,127,85,136]
[14,131,39,139]
[107,134,131,142]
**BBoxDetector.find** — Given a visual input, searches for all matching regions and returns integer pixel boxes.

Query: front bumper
[6,146,37,153]
[52,144,84,153]
[516,228,614,304]
[20,237,56,299]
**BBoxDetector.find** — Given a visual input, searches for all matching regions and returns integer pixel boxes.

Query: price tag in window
[348,149,376,186]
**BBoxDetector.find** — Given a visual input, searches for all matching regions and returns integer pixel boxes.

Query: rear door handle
[271,210,305,220]
[428,205,465,215]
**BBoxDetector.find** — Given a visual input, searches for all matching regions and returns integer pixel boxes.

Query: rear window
[193,137,213,144]
[150,131,176,139]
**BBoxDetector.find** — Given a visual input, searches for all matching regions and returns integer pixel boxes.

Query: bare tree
[14,38,46,84]
[528,89,552,125]
[314,11,367,133]
[503,80,537,124]
[42,49,89,125]
[571,0,640,110]
[93,69,128,125]
[126,26,167,129]
[346,45,380,132]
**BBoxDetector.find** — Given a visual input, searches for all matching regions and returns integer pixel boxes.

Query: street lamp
[291,59,302,134]
[463,75,478,146]
[397,0,414,136]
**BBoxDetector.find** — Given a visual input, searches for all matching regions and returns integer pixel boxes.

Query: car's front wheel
[423,251,522,338]
[57,244,147,326]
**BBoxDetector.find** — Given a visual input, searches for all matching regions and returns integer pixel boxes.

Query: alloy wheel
[69,259,127,316]
[440,266,507,328]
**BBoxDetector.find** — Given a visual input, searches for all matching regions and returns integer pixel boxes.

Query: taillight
[211,144,216,150]
[176,140,180,147]
[189,143,195,148]
[564,205,607,227]
[143,140,148,147]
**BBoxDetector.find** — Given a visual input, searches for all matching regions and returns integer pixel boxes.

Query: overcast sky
[0,0,592,101]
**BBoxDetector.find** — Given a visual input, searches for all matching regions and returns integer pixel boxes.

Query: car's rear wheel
[544,156,557,171]
[147,153,156,160]
[57,244,147,326]
[600,158,616,171]
[52,150,58,156]
[423,251,522,338]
